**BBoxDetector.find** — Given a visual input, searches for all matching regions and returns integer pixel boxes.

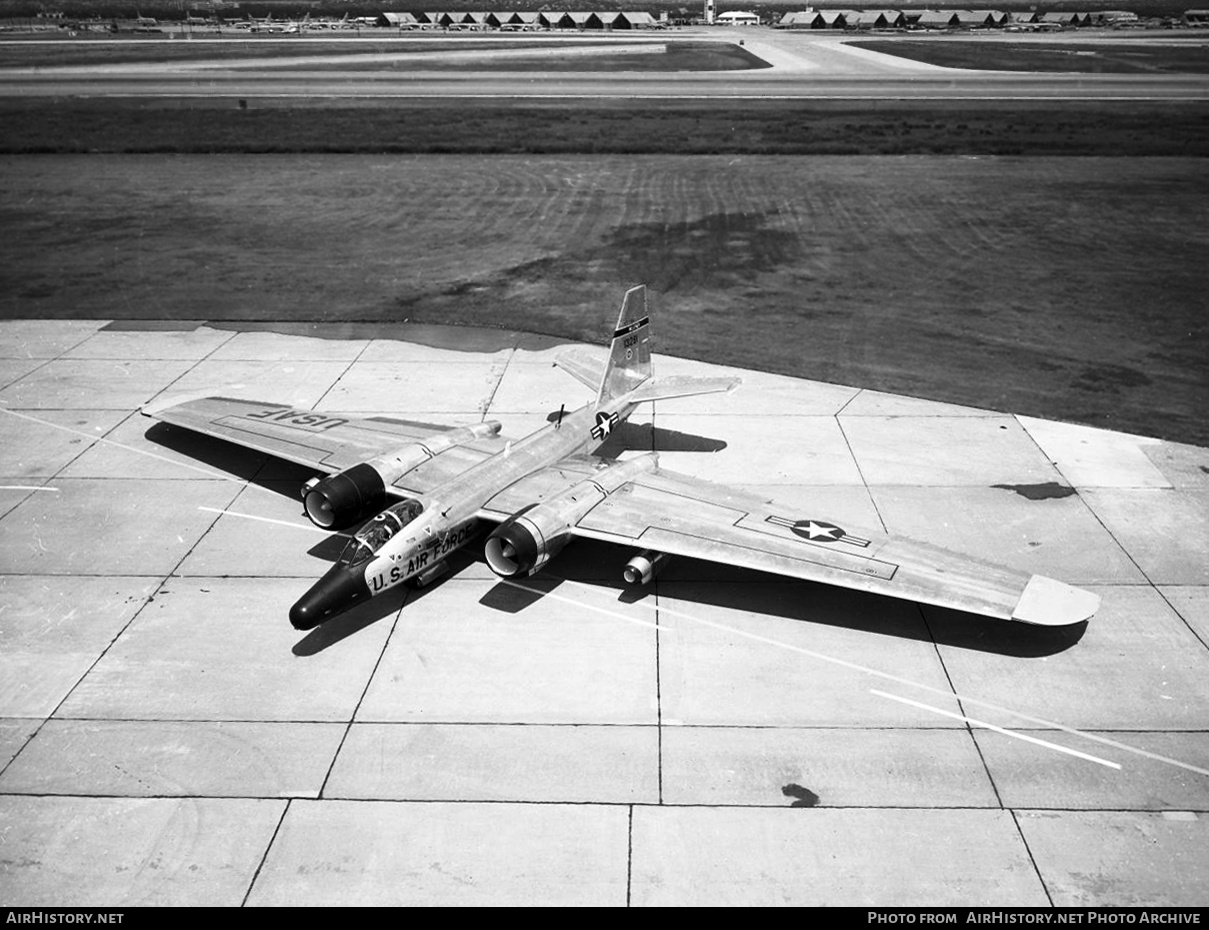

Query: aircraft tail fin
[598,285,652,404]
[580,285,741,404]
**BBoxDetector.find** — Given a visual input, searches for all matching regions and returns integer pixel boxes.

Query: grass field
[0,39,600,68]
[0,39,753,70]
[853,39,1209,74]
[3,100,1208,156]
[248,42,767,72]
[1,154,1205,445]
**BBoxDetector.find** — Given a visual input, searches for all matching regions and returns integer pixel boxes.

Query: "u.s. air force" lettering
[368,523,479,592]
[245,408,348,431]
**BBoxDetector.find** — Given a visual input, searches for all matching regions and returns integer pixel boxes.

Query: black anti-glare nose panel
[289,563,371,629]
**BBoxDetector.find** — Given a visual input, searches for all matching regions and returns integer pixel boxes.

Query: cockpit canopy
[340,498,423,566]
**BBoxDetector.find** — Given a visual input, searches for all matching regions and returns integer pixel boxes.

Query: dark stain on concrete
[782,784,820,808]
[992,481,1077,500]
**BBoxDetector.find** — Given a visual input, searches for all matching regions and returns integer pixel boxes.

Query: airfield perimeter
[1,26,1208,908]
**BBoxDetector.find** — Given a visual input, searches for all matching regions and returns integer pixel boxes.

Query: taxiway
[2,30,1208,101]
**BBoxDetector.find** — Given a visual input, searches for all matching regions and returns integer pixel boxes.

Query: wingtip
[140,389,222,419]
[140,395,176,417]
[1012,575,1101,626]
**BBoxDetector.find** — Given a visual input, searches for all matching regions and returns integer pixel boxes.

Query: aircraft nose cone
[289,563,370,630]
[288,596,322,630]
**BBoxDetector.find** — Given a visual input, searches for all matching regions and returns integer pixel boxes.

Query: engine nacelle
[484,505,576,578]
[301,420,502,530]
[623,550,670,586]
[303,463,389,530]
[485,452,663,578]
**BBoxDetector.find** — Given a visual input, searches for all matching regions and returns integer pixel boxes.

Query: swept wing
[143,394,509,495]
[481,457,1100,626]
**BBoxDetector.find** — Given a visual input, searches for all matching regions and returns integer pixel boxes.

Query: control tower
[705,0,715,24]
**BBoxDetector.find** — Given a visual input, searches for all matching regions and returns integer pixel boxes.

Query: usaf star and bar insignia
[591,410,619,441]
[765,515,871,548]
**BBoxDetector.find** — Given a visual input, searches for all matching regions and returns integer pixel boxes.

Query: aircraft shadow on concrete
[544,416,728,456]
[293,550,478,656]
[144,421,267,481]
[479,578,550,614]
[292,587,405,656]
[306,534,351,563]
[145,422,323,490]
[476,538,1088,659]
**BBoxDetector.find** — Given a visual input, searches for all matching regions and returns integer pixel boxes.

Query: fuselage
[288,395,636,628]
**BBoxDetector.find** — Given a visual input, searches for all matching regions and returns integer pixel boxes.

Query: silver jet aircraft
[142,286,1100,630]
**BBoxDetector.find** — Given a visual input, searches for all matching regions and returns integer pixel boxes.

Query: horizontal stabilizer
[629,375,741,403]
[553,346,606,392]
[1011,575,1101,626]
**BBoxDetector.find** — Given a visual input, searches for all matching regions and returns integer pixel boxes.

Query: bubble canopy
[340,498,423,566]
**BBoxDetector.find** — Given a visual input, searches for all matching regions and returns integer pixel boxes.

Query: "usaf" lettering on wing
[245,408,348,431]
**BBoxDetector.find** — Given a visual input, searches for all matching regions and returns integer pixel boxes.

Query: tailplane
[598,285,653,404]
[554,285,741,405]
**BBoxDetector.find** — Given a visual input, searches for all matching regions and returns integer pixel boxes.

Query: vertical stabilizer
[598,285,652,403]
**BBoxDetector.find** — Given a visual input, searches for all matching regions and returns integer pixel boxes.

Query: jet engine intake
[303,463,387,530]
[623,550,670,586]
[484,508,571,578]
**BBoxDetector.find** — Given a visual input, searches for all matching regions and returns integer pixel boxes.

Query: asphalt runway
[0,319,1206,906]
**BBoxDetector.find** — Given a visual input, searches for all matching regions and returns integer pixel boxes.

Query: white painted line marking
[553,577,1209,780]
[499,578,667,632]
[0,407,283,494]
[871,689,1122,770]
[0,407,246,483]
[0,485,59,492]
[198,506,333,534]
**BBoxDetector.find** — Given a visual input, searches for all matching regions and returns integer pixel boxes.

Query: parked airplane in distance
[143,286,1100,631]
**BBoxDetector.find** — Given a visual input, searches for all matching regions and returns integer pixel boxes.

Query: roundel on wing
[791,520,846,543]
